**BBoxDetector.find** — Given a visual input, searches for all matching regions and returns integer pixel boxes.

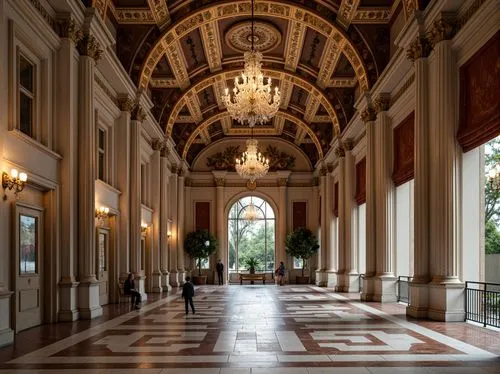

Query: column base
[372,275,397,303]
[169,271,179,287]
[428,281,465,322]
[361,275,375,301]
[407,281,429,318]
[343,272,360,293]
[135,275,148,302]
[315,269,328,287]
[0,290,14,347]
[78,281,103,319]
[327,270,337,288]
[151,271,163,293]
[58,280,80,321]
[334,271,345,291]
[161,271,172,291]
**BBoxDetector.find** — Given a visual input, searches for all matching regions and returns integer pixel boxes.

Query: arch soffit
[167,68,341,137]
[182,110,323,162]
[138,1,370,92]
[224,191,279,223]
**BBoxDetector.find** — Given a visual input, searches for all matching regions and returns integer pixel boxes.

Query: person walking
[216,259,224,285]
[182,276,196,315]
[276,261,286,286]
[124,273,141,309]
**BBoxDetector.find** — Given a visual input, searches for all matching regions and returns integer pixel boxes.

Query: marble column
[150,140,163,292]
[160,148,171,290]
[130,106,146,298]
[177,170,186,284]
[406,35,432,317]
[427,18,464,321]
[56,19,80,322]
[76,34,102,319]
[361,107,377,301]
[213,172,226,284]
[373,97,397,302]
[326,165,337,288]
[316,168,328,287]
[343,141,360,292]
[335,153,346,292]
[169,166,179,287]
[277,171,290,275]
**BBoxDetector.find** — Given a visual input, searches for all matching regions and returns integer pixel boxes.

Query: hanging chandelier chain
[251,0,254,52]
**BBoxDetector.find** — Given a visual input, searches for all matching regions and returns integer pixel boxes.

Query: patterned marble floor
[0,285,499,374]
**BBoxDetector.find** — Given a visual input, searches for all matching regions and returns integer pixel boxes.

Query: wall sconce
[96,206,110,219]
[2,168,28,200]
[167,231,172,238]
[141,222,149,233]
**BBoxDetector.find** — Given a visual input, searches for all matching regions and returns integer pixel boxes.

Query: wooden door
[14,203,43,332]
[97,228,109,305]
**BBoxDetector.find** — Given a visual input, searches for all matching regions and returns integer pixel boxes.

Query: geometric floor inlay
[1,284,499,373]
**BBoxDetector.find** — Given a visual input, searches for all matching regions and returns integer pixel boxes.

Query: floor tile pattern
[0,285,499,373]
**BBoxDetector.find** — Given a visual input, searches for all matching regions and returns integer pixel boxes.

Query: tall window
[19,55,35,137]
[228,196,275,273]
[97,128,106,181]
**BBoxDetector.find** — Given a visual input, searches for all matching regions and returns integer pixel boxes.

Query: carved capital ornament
[56,18,83,44]
[360,107,377,123]
[406,36,432,62]
[77,34,103,61]
[117,97,134,112]
[428,17,456,47]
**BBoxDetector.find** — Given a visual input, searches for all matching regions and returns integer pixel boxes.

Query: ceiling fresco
[86,0,428,169]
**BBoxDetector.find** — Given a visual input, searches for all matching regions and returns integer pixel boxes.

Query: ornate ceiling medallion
[225,20,282,53]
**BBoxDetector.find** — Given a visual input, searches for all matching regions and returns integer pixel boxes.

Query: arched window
[228,196,275,273]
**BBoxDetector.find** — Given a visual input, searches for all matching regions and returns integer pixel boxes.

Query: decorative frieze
[428,17,457,47]
[284,20,306,71]
[147,0,171,27]
[77,34,103,61]
[337,0,361,30]
[28,0,55,29]
[406,36,432,62]
[360,107,377,123]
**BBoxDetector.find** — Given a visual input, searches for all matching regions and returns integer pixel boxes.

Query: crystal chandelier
[221,0,280,127]
[244,198,258,221]
[235,129,270,182]
[488,163,500,192]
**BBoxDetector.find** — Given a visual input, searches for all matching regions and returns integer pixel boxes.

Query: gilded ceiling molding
[428,17,457,47]
[181,111,324,161]
[201,18,223,72]
[220,115,232,135]
[274,116,285,134]
[405,35,432,62]
[112,8,156,24]
[164,68,341,136]
[147,0,171,29]
[150,78,178,88]
[165,40,190,90]
[213,78,226,110]
[184,91,203,124]
[304,95,321,123]
[313,116,331,123]
[91,0,108,20]
[328,77,358,88]
[317,38,345,89]
[294,128,307,145]
[352,8,391,24]
[337,0,361,30]
[402,0,419,21]
[278,77,293,109]
[225,20,281,53]
[138,1,369,93]
[284,20,307,71]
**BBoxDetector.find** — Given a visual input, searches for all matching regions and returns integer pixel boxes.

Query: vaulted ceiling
[86,0,428,168]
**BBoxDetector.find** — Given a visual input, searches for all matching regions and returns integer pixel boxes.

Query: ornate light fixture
[95,206,109,227]
[244,198,258,221]
[235,128,269,183]
[221,0,280,127]
[2,168,28,200]
[488,163,500,192]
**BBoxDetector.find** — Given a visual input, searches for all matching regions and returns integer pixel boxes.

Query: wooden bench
[240,273,266,285]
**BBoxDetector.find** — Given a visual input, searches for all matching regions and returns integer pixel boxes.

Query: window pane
[19,56,34,92]
[98,153,105,181]
[200,257,210,269]
[20,215,37,274]
[98,232,106,272]
[294,257,303,269]
[19,93,33,137]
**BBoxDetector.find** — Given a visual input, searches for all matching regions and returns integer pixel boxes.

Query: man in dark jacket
[124,273,141,309]
[216,259,224,285]
[182,276,195,314]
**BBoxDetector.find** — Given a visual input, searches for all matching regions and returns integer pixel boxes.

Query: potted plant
[285,227,319,284]
[184,229,217,285]
[244,256,260,274]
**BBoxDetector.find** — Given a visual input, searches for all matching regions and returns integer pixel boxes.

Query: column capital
[184,177,192,187]
[373,94,391,113]
[131,105,147,122]
[178,168,186,177]
[320,167,328,176]
[406,35,432,62]
[56,18,83,44]
[428,16,457,47]
[160,145,170,158]
[171,165,178,174]
[117,96,134,112]
[278,177,288,187]
[360,107,377,123]
[334,147,345,158]
[327,163,334,174]
[152,138,165,152]
[77,34,103,61]
[214,177,225,187]
[342,138,354,152]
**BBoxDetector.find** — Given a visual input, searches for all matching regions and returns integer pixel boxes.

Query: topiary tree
[285,227,319,277]
[184,229,218,276]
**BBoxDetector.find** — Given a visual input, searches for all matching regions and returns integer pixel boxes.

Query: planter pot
[192,275,207,285]
[296,275,310,284]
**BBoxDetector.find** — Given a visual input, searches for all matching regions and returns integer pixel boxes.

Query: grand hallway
[0,285,499,374]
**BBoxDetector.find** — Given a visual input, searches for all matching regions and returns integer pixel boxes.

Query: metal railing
[359,274,365,293]
[465,281,500,328]
[397,276,412,304]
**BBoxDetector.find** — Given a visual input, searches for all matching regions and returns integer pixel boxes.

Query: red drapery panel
[195,201,210,231]
[333,182,339,217]
[355,157,366,204]
[292,202,307,230]
[457,31,500,152]
[392,112,415,186]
